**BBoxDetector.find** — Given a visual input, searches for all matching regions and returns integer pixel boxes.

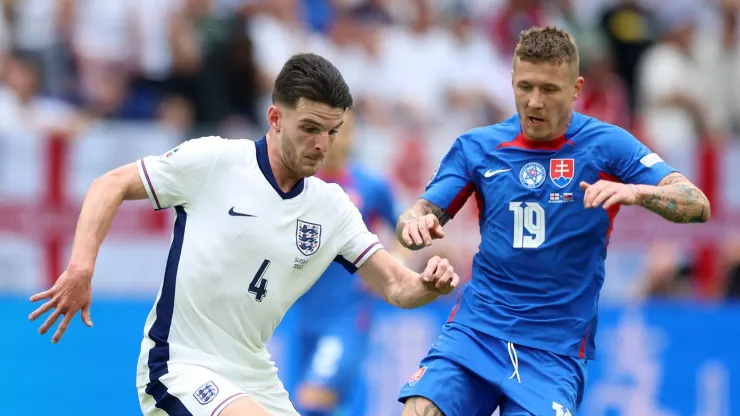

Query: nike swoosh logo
[484,168,511,178]
[229,207,256,217]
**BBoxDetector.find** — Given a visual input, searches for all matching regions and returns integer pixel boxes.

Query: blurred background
[1,0,739,414]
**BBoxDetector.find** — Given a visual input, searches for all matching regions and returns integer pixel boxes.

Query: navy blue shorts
[398,322,587,416]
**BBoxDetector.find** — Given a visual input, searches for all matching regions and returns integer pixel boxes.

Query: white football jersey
[134,136,382,390]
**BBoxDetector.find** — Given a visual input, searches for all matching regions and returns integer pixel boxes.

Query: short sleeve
[331,186,383,274]
[421,137,474,218]
[137,136,221,210]
[606,129,677,185]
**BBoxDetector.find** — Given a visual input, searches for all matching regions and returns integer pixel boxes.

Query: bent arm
[633,172,710,223]
[67,163,148,273]
[357,249,440,309]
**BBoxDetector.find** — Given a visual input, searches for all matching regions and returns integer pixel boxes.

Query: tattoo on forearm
[398,200,449,232]
[406,397,445,416]
[639,174,709,223]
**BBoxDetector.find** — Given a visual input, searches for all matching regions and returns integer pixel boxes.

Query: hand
[400,214,445,250]
[420,256,459,295]
[580,180,638,210]
[29,268,94,343]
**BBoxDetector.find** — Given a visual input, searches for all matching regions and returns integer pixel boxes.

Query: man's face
[512,58,582,141]
[270,98,345,177]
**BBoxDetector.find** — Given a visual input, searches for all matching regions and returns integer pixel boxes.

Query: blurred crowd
[2,0,740,142]
[1,0,739,301]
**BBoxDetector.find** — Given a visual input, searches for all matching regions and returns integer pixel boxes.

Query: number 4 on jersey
[509,201,546,248]
[249,259,270,302]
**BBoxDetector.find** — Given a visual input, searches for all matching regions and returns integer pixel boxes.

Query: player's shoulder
[173,135,250,156]
[457,114,522,148]
[568,112,636,147]
[305,176,351,203]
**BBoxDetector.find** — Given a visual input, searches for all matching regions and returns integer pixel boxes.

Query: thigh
[499,344,587,416]
[139,366,248,416]
[245,381,301,416]
[398,324,506,416]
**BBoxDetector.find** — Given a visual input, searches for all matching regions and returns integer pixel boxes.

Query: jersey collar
[255,136,305,200]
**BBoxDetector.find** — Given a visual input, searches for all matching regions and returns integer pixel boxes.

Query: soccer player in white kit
[28,53,460,416]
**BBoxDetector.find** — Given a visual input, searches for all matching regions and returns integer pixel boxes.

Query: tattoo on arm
[405,397,445,416]
[397,199,449,236]
[636,172,710,223]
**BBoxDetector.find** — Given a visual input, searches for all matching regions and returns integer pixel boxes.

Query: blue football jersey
[425,112,676,359]
[297,165,397,329]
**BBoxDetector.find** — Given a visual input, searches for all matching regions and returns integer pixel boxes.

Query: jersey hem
[452,321,595,360]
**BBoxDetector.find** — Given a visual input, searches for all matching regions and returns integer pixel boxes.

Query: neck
[266,131,301,192]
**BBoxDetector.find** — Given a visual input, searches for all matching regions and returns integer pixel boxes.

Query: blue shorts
[298,311,370,399]
[398,322,587,416]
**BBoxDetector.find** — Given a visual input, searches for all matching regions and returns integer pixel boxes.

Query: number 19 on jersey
[509,201,546,249]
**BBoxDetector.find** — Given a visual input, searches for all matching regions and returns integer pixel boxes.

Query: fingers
[583,181,609,208]
[421,256,459,295]
[602,192,624,210]
[30,289,54,303]
[431,257,450,283]
[28,300,55,322]
[81,303,93,327]
[579,181,590,191]
[401,225,413,247]
[52,313,74,344]
[407,219,424,247]
[38,309,62,335]
[432,223,445,239]
[426,214,445,239]
[418,220,433,246]
[402,217,437,249]
[434,262,456,290]
[421,256,440,282]
[590,187,615,209]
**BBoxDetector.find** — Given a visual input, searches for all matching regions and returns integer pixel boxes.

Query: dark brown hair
[272,53,353,110]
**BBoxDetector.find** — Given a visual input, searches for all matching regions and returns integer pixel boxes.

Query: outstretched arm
[30,137,221,343]
[69,163,148,271]
[396,199,449,250]
[632,172,710,223]
[358,249,459,309]
[29,163,147,343]
[581,172,710,224]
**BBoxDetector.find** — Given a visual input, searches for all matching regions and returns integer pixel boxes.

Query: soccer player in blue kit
[295,110,399,416]
[395,27,711,416]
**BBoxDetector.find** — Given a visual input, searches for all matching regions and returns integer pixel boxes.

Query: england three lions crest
[296,220,322,256]
[550,158,575,188]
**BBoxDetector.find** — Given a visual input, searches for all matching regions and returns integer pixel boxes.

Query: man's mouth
[528,116,545,126]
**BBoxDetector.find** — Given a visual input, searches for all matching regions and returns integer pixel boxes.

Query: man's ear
[267,105,280,132]
[573,76,584,102]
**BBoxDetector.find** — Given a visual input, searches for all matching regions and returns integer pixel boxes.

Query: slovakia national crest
[193,381,218,405]
[550,158,575,188]
[296,220,322,256]
[519,162,546,188]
